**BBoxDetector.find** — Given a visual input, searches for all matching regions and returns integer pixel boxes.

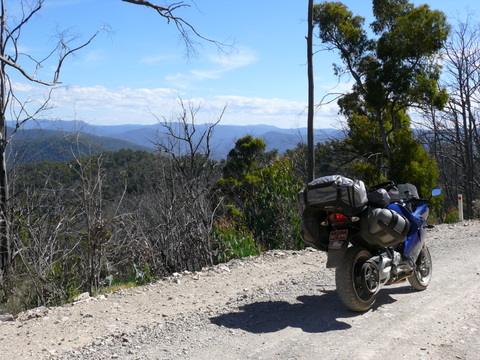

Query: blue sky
[8,0,480,129]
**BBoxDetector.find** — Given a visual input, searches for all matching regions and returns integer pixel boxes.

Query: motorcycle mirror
[431,188,442,197]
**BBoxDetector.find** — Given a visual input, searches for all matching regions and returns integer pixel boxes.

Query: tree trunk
[0,137,9,274]
[0,0,10,275]
[307,0,315,182]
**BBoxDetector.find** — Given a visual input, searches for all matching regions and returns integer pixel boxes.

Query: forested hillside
[10,120,343,160]
[7,127,153,164]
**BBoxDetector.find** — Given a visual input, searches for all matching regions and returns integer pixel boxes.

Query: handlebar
[402,196,429,204]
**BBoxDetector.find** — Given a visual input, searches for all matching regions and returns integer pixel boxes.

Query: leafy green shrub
[216,138,304,252]
[212,217,259,263]
[442,207,459,223]
[244,157,303,250]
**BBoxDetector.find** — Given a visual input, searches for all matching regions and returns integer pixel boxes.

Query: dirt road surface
[1,221,479,360]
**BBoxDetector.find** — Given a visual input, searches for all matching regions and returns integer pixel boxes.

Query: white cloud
[77,49,107,67]
[190,69,222,80]
[36,85,183,124]
[165,46,258,87]
[211,47,258,69]
[214,95,303,115]
[11,81,337,128]
[12,82,38,93]
[209,95,339,129]
[51,85,178,107]
[140,55,177,64]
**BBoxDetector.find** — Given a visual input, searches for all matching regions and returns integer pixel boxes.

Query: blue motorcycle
[299,176,442,312]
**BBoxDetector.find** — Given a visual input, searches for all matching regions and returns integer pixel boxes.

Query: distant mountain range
[7,120,344,163]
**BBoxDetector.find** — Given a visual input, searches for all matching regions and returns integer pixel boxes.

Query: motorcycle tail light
[329,212,350,225]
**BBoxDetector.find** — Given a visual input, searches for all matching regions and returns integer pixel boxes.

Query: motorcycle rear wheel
[336,246,377,312]
[408,245,432,290]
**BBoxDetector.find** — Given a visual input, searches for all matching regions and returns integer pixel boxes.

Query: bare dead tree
[137,100,225,272]
[9,179,84,311]
[0,0,104,276]
[121,0,230,58]
[152,99,225,185]
[66,134,111,294]
[425,14,480,219]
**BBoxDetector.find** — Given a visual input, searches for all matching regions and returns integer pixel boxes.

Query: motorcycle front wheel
[335,246,377,312]
[408,245,432,290]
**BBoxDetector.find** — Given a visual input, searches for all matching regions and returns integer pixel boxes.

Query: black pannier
[299,207,329,251]
[298,175,368,216]
[360,206,410,248]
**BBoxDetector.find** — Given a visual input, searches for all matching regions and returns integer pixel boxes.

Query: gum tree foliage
[217,136,303,251]
[217,136,268,212]
[222,136,267,180]
[313,0,449,192]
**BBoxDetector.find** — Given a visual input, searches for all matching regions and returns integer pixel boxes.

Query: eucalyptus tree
[313,0,450,191]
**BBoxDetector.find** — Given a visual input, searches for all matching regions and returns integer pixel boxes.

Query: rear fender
[326,239,350,268]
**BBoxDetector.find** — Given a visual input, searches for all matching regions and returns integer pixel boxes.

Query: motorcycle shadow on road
[210,285,416,334]
[210,291,354,334]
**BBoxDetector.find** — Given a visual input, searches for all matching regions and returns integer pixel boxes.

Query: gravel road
[1,221,479,360]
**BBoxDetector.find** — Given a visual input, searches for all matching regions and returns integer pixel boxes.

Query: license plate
[329,229,348,241]
[328,229,348,249]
